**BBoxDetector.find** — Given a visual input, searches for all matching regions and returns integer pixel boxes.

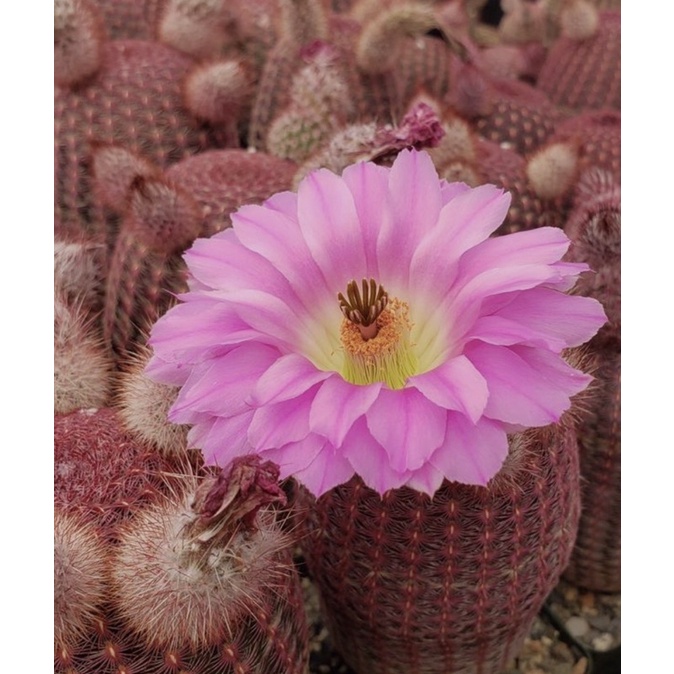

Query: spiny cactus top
[146,150,606,497]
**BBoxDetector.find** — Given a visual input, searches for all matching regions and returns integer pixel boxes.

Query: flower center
[338,279,418,389]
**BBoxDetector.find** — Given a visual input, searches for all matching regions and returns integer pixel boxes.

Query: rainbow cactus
[54,0,237,240]
[562,169,621,592]
[55,440,309,674]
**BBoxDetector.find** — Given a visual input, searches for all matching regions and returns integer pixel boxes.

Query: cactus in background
[266,42,354,163]
[301,423,581,674]
[91,0,165,39]
[98,146,297,362]
[54,407,180,539]
[562,169,620,592]
[54,237,105,312]
[536,9,620,112]
[248,0,331,149]
[55,456,309,674]
[525,109,620,222]
[163,148,298,236]
[102,175,198,362]
[116,346,190,458]
[448,59,563,155]
[54,294,113,414]
[54,508,110,670]
[54,0,235,239]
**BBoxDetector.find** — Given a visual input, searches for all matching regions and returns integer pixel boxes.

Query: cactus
[54,294,113,414]
[299,422,581,674]
[54,407,180,538]
[116,346,190,458]
[91,0,165,40]
[102,175,197,362]
[536,9,620,112]
[266,43,353,162]
[55,456,309,674]
[55,5,234,240]
[525,109,620,211]
[562,169,620,592]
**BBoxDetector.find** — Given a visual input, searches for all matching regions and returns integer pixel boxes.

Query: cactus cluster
[55,0,620,670]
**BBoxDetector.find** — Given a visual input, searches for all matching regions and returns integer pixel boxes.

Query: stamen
[338,278,389,341]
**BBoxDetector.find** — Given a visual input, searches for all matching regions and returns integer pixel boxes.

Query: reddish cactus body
[54,457,309,674]
[55,39,231,239]
[472,78,564,155]
[536,10,620,112]
[475,140,563,234]
[92,0,165,40]
[562,169,620,591]
[164,149,298,237]
[300,423,581,674]
[54,407,180,540]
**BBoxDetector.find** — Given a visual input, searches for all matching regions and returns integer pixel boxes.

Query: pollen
[340,297,418,389]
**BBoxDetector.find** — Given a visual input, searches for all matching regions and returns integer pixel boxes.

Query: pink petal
[232,203,332,308]
[296,168,368,290]
[366,388,447,472]
[457,227,571,278]
[409,355,489,423]
[486,288,606,347]
[260,433,326,475]
[147,297,259,367]
[193,412,256,466]
[377,150,443,288]
[469,290,606,351]
[404,462,446,495]
[341,419,410,494]
[247,388,318,451]
[341,161,392,277]
[185,232,303,311]
[408,185,510,302]
[465,342,589,426]
[252,353,331,406]
[169,344,279,421]
[262,189,298,218]
[439,180,472,204]
[290,441,356,497]
[429,413,509,485]
[309,375,382,447]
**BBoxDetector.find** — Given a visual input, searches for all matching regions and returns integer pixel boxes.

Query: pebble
[591,632,614,652]
[565,616,590,638]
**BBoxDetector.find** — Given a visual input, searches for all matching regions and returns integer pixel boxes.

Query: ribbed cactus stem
[54,295,113,414]
[110,457,294,653]
[183,60,251,125]
[116,347,189,458]
[356,3,442,74]
[54,0,104,87]
[158,0,235,59]
[278,0,329,45]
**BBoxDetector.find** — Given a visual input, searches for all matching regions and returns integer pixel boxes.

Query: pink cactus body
[55,443,309,674]
[472,78,564,155]
[164,149,298,236]
[475,139,563,234]
[300,423,581,674]
[562,170,620,592]
[55,39,231,239]
[536,10,620,112]
[54,408,180,539]
[92,0,165,39]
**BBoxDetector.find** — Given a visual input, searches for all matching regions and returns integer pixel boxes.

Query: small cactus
[54,294,113,414]
[536,9,620,112]
[55,456,309,674]
[300,422,581,674]
[116,346,190,458]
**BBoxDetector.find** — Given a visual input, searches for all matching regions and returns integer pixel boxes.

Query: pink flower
[147,150,606,497]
